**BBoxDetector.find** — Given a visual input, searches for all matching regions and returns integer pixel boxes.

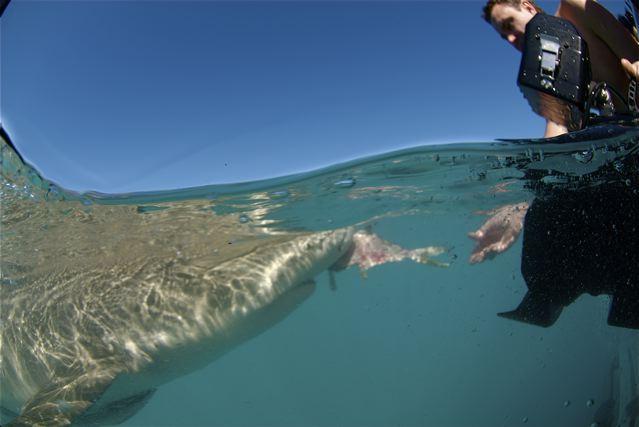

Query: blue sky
[0,0,626,193]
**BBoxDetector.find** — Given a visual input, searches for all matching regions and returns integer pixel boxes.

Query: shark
[0,222,446,426]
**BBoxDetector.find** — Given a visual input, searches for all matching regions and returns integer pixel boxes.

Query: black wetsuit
[503,148,639,329]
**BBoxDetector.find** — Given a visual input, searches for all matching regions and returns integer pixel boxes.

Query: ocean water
[1,123,638,427]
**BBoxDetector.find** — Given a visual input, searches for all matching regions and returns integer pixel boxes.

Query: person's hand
[621,58,639,80]
[468,202,529,264]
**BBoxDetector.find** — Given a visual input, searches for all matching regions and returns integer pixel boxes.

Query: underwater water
[1,124,638,427]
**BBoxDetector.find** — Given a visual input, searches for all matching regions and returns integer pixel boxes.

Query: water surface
[1,124,638,427]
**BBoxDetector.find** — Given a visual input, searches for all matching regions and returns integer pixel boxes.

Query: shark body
[1,228,355,426]
[0,225,445,426]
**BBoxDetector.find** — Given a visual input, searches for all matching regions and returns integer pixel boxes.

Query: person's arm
[544,119,568,138]
[468,202,530,264]
[560,0,639,62]
[622,58,639,79]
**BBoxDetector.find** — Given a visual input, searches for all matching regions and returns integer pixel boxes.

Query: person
[483,0,639,138]
[470,0,639,265]
[469,0,639,329]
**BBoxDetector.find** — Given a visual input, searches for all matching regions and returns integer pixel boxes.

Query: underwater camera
[517,13,592,131]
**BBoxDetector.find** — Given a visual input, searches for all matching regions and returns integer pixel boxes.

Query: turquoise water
[1,124,638,427]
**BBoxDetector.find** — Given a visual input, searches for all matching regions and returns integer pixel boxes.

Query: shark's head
[263,227,355,291]
[295,227,356,275]
[234,227,356,300]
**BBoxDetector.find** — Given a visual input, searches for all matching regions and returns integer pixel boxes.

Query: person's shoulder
[557,0,587,17]
[559,0,587,9]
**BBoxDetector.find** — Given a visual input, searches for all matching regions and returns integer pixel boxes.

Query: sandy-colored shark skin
[0,137,447,426]
[0,226,355,426]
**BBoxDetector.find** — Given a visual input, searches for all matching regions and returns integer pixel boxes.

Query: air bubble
[563,400,570,407]
[613,161,624,172]
[522,416,528,423]
[239,214,250,224]
[270,190,289,199]
[586,399,595,407]
[526,149,534,161]
[333,178,356,188]
[573,150,593,164]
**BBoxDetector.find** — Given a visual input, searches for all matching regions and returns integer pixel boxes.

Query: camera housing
[517,13,591,131]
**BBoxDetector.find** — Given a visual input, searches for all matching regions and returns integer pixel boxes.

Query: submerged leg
[608,293,639,329]
[498,291,565,328]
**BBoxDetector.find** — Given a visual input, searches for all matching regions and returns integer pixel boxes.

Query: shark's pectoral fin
[76,388,157,426]
[498,291,564,327]
[6,371,116,427]
[329,270,338,292]
[607,294,639,329]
